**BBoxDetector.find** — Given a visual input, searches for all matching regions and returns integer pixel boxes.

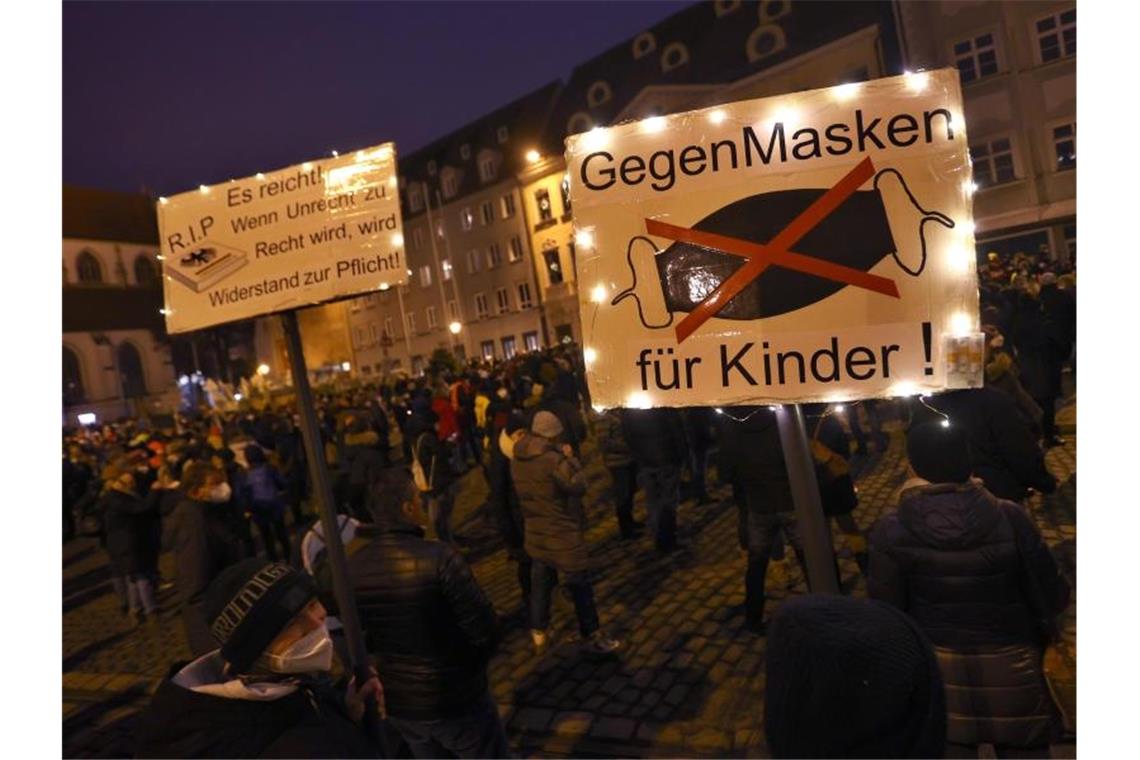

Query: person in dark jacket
[594,408,642,539]
[407,399,459,543]
[488,411,533,621]
[243,444,291,561]
[621,407,688,552]
[681,407,717,505]
[274,414,308,526]
[765,594,946,759]
[165,462,249,656]
[319,467,510,759]
[135,560,382,758]
[717,407,805,634]
[97,458,159,623]
[512,411,622,656]
[804,404,867,574]
[916,387,1056,502]
[868,421,1071,751]
[1037,273,1075,446]
[340,417,387,523]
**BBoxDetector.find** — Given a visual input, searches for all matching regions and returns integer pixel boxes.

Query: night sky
[63,0,690,196]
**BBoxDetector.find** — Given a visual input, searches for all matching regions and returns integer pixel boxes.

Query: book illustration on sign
[164,242,249,293]
[609,165,954,336]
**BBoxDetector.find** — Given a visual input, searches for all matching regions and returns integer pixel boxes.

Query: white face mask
[207,482,232,503]
[263,623,334,674]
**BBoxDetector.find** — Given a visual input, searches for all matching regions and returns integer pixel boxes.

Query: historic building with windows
[62,186,177,424]
[898,1,1076,262]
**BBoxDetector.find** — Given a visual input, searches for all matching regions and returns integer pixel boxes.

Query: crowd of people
[61,253,1075,758]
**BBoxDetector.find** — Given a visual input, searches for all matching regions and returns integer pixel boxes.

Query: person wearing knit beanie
[764,594,947,758]
[531,410,564,440]
[906,420,972,484]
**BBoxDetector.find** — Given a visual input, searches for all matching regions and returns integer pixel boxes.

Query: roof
[63,185,159,244]
[540,0,902,153]
[398,81,562,215]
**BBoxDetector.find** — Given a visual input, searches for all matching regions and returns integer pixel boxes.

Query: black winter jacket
[621,408,688,467]
[320,524,500,721]
[98,488,157,577]
[510,433,591,573]
[716,408,795,515]
[868,480,1070,649]
[917,388,1056,501]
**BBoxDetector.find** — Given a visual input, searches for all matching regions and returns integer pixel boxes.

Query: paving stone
[512,707,553,733]
[663,683,689,707]
[550,711,593,737]
[590,716,637,741]
[688,727,733,753]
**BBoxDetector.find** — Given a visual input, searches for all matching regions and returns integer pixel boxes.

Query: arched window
[117,342,146,398]
[567,112,593,136]
[747,24,788,63]
[632,32,656,60]
[587,81,612,108]
[661,42,690,73]
[134,254,157,286]
[63,346,84,406]
[76,251,103,283]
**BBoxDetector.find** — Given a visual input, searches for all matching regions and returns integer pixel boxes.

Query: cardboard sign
[158,143,406,333]
[565,70,983,409]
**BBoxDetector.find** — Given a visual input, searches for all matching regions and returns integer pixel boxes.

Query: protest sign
[157,143,406,333]
[565,70,983,409]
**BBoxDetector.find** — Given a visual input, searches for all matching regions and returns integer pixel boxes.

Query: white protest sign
[566,69,983,410]
[158,143,406,333]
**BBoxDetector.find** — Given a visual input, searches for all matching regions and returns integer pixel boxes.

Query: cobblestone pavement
[63,398,1077,758]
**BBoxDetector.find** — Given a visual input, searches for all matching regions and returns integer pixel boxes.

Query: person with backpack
[242,444,291,562]
[407,397,458,543]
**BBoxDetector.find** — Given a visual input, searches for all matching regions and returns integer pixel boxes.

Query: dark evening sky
[63,0,690,196]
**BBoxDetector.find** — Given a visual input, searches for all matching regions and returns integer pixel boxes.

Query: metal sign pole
[281,310,380,739]
[774,404,840,594]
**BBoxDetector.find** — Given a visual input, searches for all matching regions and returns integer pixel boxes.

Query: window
[587,81,612,108]
[369,323,378,344]
[481,340,496,361]
[407,186,423,213]
[447,299,459,321]
[460,144,471,160]
[435,222,445,240]
[76,251,102,283]
[427,160,437,176]
[441,258,452,281]
[466,249,481,274]
[406,312,417,334]
[460,207,473,231]
[426,306,438,329]
[661,42,689,72]
[412,355,425,376]
[63,346,84,405]
[567,113,593,135]
[523,331,540,353]
[1063,223,1076,260]
[567,241,577,277]
[632,32,656,59]
[517,281,533,309]
[497,126,509,144]
[496,286,511,314]
[508,236,523,262]
[970,138,1017,187]
[1053,123,1076,171]
[117,342,146,398]
[442,173,458,198]
[481,200,494,226]
[474,292,489,319]
[133,254,157,286]
[480,157,497,183]
[383,316,394,338]
[487,243,503,268]
[419,265,433,288]
[560,176,572,216]
[746,23,787,63]
[1037,9,1076,63]
[500,194,516,219]
[543,248,564,285]
[535,189,553,222]
[501,336,517,359]
[412,228,425,251]
[954,32,1000,83]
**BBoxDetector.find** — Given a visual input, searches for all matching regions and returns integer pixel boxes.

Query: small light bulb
[341,362,351,371]
[302,162,313,171]
[575,229,594,249]
[959,220,976,236]
[582,126,609,151]
[627,391,652,409]
[590,284,607,304]
[834,82,860,101]
[905,70,929,93]
[963,180,978,196]
[379,283,390,291]
[158,197,168,205]
[708,110,726,125]
[392,233,404,247]
[714,407,724,414]
[331,150,339,157]
[950,311,973,336]
[255,173,266,181]
[833,404,845,413]
[198,185,208,194]
[941,418,951,428]
[583,347,597,365]
[643,116,666,133]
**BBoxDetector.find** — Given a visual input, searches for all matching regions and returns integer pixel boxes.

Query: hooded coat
[510,432,590,573]
[868,480,1071,747]
[134,652,374,758]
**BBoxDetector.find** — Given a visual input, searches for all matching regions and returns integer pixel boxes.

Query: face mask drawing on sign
[610,166,954,335]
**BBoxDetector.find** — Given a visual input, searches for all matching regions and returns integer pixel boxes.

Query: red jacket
[431,397,459,441]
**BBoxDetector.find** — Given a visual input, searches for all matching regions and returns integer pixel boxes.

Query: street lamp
[257,363,270,376]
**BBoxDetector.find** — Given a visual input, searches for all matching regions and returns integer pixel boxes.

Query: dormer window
[661,42,690,72]
[632,32,656,59]
[587,81,612,108]
[497,126,509,144]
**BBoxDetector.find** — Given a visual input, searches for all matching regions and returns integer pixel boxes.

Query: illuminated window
[560,176,572,215]
[474,292,489,319]
[496,286,511,314]
[419,265,433,288]
[1036,9,1076,63]
[480,157,498,183]
[508,236,523,263]
[76,251,102,283]
[543,248,563,285]
[523,331,540,352]
[460,207,474,231]
[954,32,1000,83]
[1052,123,1076,171]
[500,193,516,219]
[487,243,504,268]
[501,335,518,359]
[441,258,452,281]
[442,173,458,198]
[535,188,553,222]
[481,340,495,361]
[517,281,533,309]
[970,138,1017,187]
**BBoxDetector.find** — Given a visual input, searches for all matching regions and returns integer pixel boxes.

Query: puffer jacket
[594,410,633,469]
[869,480,1070,746]
[321,524,501,722]
[868,480,1070,649]
[621,408,688,467]
[715,407,794,515]
[510,432,591,573]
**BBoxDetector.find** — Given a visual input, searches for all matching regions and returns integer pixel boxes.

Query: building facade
[898,0,1076,262]
[63,186,178,424]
